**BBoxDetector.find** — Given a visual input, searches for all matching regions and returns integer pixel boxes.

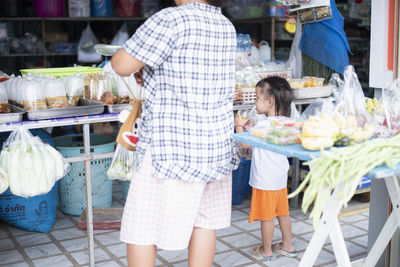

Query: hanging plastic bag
[77,24,102,63]
[0,127,69,198]
[286,17,302,78]
[290,101,301,121]
[107,144,137,181]
[111,23,129,46]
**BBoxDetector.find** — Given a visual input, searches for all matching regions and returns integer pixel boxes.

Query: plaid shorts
[120,148,232,250]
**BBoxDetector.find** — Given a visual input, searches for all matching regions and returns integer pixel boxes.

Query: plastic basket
[241,88,257,104]
[53,134,116,215]
[232,157,252,205]
[20,67,102,77]
[121,180,131,201]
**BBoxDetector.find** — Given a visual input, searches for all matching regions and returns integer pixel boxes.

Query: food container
[25,98,105,120]
[64,74,84,107]
[0,82,10,113]
[265,135,299,145]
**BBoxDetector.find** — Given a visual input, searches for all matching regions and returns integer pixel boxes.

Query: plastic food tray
[20,67,102,77]
[0,105,25,124]
[106,103,132,113]
[292,85,332,99]
[25,99,105,121]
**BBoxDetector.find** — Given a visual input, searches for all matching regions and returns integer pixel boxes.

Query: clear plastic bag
[333,65,372,127]
[374,79,400,137]
[0,82,10,113]
[0,127,70,197]
[77,24,102,63]
[107,144,137,181]
[64,74,84,106]
[21,78,47,111]
[300,97,335,121]
[84,72,114,104]
[45,77,68,109]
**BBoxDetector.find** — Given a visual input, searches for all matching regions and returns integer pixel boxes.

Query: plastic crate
[232,157,252,205]
[53,43,78,53]
[53,134,116,215]
[241,87,256,104]
[121,180,131,201]
[20,66,102,77]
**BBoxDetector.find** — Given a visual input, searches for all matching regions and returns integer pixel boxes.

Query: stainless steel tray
[25,99,106,121]
[105,103,132,113]
[0,105,25,124]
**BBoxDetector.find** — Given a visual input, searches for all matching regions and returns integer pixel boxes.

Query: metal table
[233,132,400,267]
[0,113,120,267]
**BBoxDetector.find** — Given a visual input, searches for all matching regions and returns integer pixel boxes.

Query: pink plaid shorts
[120,148,232,250]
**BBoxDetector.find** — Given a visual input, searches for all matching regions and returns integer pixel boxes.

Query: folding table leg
[363,175,400,267]
[330,219,351,266]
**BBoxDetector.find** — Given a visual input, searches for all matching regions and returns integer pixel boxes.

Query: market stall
[233,132,400,266]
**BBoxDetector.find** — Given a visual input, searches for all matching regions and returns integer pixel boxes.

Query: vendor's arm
[111,50,145,77]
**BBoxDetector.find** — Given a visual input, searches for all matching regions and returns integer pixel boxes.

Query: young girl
[235,76,297,261]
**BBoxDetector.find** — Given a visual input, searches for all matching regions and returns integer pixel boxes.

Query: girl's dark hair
[256,76,294,117]
[207,0,230,7]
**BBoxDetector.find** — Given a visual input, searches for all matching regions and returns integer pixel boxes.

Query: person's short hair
[207,0,230,7]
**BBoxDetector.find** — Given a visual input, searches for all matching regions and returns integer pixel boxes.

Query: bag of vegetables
[0,127,70,198]
[107,144,136,181]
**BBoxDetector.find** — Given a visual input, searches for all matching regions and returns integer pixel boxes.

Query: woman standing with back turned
[111,1,238,266]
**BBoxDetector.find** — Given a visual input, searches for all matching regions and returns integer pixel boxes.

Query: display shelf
[0,52,77,57]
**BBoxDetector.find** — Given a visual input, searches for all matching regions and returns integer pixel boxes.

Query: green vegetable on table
[289,134,400,228]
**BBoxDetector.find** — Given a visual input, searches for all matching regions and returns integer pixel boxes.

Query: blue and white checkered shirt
[123,2,239,183]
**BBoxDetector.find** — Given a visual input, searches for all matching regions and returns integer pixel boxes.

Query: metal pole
[83,124,95,267]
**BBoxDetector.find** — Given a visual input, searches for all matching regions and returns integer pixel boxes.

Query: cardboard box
[77,208,123,230]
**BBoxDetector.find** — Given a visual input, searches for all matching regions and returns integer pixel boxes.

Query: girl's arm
[234,111,251,149]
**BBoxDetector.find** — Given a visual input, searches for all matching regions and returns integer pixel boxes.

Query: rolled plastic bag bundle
[107,144,136,181]
[0,127,70,197]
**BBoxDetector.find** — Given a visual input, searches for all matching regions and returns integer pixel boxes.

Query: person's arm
[111,49,145,77]
[234,111,251,149]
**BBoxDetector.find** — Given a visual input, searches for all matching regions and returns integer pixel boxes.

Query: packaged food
[21,79,47,111]
[65,74,84,106]
[84,72,115,104]
[45,78,68,109]
[0,82,10,113]
[266,135,299,145]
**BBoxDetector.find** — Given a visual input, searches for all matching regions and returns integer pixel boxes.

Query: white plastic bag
[248,44,262,66]
[259,41,271,62]
[45,77,68,108]
[0,127,70,197]
[286,17,302,78]
[64,74,84,106]
[77,24,102,63]
[111,23,129,46]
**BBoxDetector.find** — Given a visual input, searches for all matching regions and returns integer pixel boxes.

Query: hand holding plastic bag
[0,127,69,197]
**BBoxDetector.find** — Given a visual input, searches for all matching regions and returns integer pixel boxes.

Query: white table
[0,113,119,267]
[233,132,400,267]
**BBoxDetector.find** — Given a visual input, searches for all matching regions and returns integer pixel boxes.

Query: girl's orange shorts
[249,187,289,223]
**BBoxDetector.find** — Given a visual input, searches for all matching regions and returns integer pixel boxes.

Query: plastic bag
[107,144,137,181]
[259,41,271,62]
[21,78,47,111]
[0,127,69,198]
[84,72,115,104]
[77,24,102,63]
[290,102,301,121]
[300,97,335,121]
[0,82,10,113]
[286,17,302,78]
[64,74,84,106]
[248,44,262,66]
[333,65,371,127]
[111,23,129,46]
[45,77,68,109]
[373,79,400,137]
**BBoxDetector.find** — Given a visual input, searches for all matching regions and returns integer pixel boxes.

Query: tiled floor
[0,182,369,267]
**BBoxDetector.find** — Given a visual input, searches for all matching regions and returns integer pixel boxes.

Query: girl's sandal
[250,245,276,261]
[272,243,298,257]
